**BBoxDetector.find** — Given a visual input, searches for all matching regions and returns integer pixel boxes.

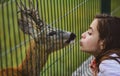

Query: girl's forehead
[90,19,98,31]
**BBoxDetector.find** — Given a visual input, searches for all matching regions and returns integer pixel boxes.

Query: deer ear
[18,18,37,36]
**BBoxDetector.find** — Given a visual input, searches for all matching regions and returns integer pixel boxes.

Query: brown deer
[0,0,76,76]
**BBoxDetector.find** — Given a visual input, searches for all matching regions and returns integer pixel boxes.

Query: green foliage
[0,0,10,4]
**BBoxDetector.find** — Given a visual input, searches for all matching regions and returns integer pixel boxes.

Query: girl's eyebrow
[89,27,94,32]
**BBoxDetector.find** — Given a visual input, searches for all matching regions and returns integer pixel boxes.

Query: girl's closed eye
[87,27,93,35]
[87,29,92,35]
[88,31,92,35]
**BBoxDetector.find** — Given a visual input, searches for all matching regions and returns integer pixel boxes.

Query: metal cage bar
[0,0,120,76]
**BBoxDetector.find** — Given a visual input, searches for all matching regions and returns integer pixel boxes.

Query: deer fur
[0,0,76,76]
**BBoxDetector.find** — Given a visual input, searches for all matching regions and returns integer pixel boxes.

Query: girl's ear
[99,40,104,50]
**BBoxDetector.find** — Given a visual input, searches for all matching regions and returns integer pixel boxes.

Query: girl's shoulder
[101,53,120,64]
[100,53,120,68]
[98,54,120,76]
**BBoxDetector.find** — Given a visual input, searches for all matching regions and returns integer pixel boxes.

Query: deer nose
[69,33,76,40]
[65,33,76,43]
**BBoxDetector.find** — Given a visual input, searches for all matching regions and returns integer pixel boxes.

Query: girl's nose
[81,32,86,39]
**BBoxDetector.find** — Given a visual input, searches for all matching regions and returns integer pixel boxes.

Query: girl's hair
[95,14,120,71]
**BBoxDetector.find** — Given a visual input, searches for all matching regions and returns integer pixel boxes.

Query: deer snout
[70,33,76,40]
[65,33,76,43]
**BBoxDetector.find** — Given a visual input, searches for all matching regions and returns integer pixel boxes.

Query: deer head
[17,0,76,54]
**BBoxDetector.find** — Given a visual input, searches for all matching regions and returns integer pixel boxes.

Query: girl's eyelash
[88,32,92,35]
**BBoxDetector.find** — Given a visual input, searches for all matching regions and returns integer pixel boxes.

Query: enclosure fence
[0,0,120,76]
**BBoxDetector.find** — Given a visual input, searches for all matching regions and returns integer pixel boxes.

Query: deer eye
[48,31,57,36]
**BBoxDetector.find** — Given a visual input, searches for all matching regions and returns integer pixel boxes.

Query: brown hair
[95,14,120,71]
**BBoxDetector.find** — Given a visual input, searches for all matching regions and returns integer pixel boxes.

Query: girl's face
[80,19,103,56]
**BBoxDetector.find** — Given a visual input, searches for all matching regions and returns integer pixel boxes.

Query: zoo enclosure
[0,0,120,76]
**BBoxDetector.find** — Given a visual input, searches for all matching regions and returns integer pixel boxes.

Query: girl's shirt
[98,54,120,76]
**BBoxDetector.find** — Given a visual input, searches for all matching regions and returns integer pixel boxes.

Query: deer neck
[17,40,52,76]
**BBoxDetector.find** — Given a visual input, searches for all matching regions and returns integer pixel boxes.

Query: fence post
[101,0,111,15]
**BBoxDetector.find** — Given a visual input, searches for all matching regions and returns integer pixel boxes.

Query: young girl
[80,14,120,76]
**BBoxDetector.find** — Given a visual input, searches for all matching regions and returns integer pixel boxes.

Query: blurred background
[0,0,120,76]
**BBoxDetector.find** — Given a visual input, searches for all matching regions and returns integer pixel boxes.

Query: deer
[0,0,76,76]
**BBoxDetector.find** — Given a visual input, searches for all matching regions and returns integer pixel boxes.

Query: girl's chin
[80,49,93,53]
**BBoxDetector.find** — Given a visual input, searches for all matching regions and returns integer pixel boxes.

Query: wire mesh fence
[0,0,120,76]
